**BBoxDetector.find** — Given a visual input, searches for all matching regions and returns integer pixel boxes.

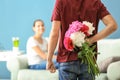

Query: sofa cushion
[98,56,120,73]
[97,39,120,63]
[107,61,120,80]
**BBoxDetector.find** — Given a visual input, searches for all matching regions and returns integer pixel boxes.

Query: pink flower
[65,21,83,37]
[64,37,74,51]
[80,24,89,36]
[69,21,83,32]
[83,21,95,35]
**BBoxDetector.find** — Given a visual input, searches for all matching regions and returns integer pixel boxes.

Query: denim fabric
[58,60,94,80]
[29,59,59,70]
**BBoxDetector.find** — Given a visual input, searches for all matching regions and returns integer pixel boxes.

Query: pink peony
[69,21,83,32]
[65,21,83,37]
[64,37,74,51]
[83,21,95,35]
[80,24,89,36]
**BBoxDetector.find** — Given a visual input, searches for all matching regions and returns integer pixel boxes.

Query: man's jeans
[59,60,94,80]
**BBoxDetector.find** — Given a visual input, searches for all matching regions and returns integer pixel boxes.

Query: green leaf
[77,42,100,80]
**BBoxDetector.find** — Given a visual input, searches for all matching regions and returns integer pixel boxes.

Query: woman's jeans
[29,59,59,70]
[59,60,94,80]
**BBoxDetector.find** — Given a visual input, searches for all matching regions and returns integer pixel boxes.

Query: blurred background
[0,0,120,79]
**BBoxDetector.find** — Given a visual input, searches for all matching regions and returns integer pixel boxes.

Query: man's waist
[57,51,78,62]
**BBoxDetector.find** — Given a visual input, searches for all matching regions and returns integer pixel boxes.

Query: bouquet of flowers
[64,21,100,79]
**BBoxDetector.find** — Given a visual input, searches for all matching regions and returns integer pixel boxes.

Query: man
[46,0,117,80]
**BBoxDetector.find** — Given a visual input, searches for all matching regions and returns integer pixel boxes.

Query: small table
[0,50,24,61]
[0,50,24,79]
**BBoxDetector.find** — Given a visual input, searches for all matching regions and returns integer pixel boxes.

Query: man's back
[52,0,109,62]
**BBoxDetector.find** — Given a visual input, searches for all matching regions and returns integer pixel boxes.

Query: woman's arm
[32,46,57,60]
[32,46,47,60]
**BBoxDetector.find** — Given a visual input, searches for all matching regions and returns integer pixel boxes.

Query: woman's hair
[33,19,44,27]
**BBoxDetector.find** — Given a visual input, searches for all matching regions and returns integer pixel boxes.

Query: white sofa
[7,38,120,80]
[96,38,120,80]
[6,54,58,80]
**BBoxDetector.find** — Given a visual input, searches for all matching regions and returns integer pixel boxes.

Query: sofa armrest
[7,54,28,72]
[107,61,120,80]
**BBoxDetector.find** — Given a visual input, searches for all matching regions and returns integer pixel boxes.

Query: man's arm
[46,21,60,72]
[47,21,60,61]
[88,15,118,44]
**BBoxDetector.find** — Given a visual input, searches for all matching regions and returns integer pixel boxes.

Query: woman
[26,19,58,69]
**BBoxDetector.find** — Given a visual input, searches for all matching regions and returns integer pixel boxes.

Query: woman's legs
[29,59,59,70]
[28,61,46,69]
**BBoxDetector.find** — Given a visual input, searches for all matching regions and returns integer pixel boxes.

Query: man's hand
[85,38,92,45]
[46,60,56,73]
